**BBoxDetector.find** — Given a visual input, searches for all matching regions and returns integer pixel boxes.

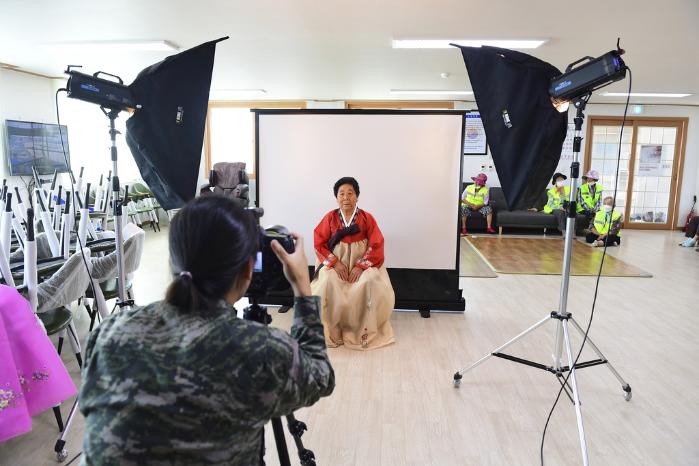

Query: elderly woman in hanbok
[311,177,395,350]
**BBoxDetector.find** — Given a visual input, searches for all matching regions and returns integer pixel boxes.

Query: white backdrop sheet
[257,113,463,269]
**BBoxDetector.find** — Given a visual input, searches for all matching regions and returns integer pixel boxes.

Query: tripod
[452,95,631,466]
[54,108,134,462]
[244,297,317,466]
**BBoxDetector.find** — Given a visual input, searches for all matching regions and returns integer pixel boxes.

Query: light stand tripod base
[453,311,632,400]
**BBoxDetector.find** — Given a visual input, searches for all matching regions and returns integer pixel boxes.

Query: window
[204,101,306,177]
[208,107,255,175]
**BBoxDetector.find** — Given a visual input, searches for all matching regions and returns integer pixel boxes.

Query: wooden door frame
[584,116,689,230]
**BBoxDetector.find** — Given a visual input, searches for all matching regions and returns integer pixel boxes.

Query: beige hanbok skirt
[312,239,395,350]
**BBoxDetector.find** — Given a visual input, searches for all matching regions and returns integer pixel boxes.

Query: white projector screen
[256,111,463,270]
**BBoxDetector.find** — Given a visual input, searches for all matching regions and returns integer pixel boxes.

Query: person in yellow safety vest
[586,196,623,247]
[577,169,603,221]
[535,172,570,233]
[460,173,496,235]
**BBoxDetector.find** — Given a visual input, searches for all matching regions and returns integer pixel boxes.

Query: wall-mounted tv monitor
[4,119,71,176]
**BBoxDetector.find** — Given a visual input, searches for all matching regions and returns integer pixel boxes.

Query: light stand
[103,107,130,307]
[243,297,317,466]
[452,95,631,466]
[54,107,133,463]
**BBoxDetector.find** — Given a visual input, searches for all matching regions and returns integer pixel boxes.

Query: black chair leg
[57,337,64,355]
[52,406,64,432]
[67,325,83,369]
[87,302,97,332]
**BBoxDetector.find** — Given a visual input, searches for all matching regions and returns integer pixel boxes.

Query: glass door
[628,124,680,227]
[585,118,687,230]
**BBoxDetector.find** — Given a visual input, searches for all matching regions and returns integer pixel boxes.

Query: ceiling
[1,0,698,104]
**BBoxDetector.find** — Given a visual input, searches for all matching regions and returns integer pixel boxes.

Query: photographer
[79,195,335,465]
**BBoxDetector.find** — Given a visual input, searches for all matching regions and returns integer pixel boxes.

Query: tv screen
[4,120,71,176]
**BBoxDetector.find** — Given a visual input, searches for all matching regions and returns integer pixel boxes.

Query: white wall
[0,68,57,186]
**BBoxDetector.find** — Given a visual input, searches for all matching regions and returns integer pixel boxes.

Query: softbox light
[126,37,227,210]
[452,45,569,210]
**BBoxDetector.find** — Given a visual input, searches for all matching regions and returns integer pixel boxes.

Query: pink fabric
[0,286,77,443]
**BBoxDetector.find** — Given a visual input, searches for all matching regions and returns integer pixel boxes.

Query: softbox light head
[452,45,569,210]
[126,37,227,210]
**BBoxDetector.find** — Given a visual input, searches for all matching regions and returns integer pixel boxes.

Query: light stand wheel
[56,448,68,462]
[453,372,462,388]
[623,384,632,402]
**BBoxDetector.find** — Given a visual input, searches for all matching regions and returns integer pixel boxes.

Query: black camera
[245,208,295,297]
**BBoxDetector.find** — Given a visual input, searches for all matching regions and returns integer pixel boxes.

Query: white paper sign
[463,112,487,154]
[639,145,662,176]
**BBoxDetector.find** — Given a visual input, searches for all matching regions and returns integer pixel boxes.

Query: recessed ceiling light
[390,89,473,95]
[50,40,179,52]
[392,39,548,49]
[600,92,691,98]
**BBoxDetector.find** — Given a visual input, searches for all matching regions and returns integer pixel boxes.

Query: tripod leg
[562,320,590,466]
[286,414,316,466]
[569,317,632,401]
[454,314,551,386]
[271,417,292,466]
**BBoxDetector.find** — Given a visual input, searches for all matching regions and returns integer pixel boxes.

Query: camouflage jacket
[79,296,334,465]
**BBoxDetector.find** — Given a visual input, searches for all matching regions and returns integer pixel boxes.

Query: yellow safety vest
[543,186,570,213]
[593,209,622,235]
[463,184,488,206]
[577,183,603,212]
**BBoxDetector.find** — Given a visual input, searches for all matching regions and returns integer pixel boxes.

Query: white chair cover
[36,248,91,313]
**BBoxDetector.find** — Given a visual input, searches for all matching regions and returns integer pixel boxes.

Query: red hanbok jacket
[314,209,385,270]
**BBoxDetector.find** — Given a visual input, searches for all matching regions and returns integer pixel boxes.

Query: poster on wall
[463,111,487,155]
[639,145,663,176]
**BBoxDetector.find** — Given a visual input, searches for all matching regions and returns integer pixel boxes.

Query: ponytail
[165,273,204,312]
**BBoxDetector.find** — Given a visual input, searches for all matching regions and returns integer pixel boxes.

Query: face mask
[556,180,565,188]
[603,204,613,213]
[588,181,596,186]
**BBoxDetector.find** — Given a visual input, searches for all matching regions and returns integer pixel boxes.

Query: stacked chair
[125,181,161,232]
[0,167,147,462]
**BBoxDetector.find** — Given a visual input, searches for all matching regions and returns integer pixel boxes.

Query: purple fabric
[0,286,77,443]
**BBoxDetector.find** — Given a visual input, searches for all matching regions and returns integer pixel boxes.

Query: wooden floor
[459,238,497,278]
[467,235,652,277]
[1,229,698,465]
